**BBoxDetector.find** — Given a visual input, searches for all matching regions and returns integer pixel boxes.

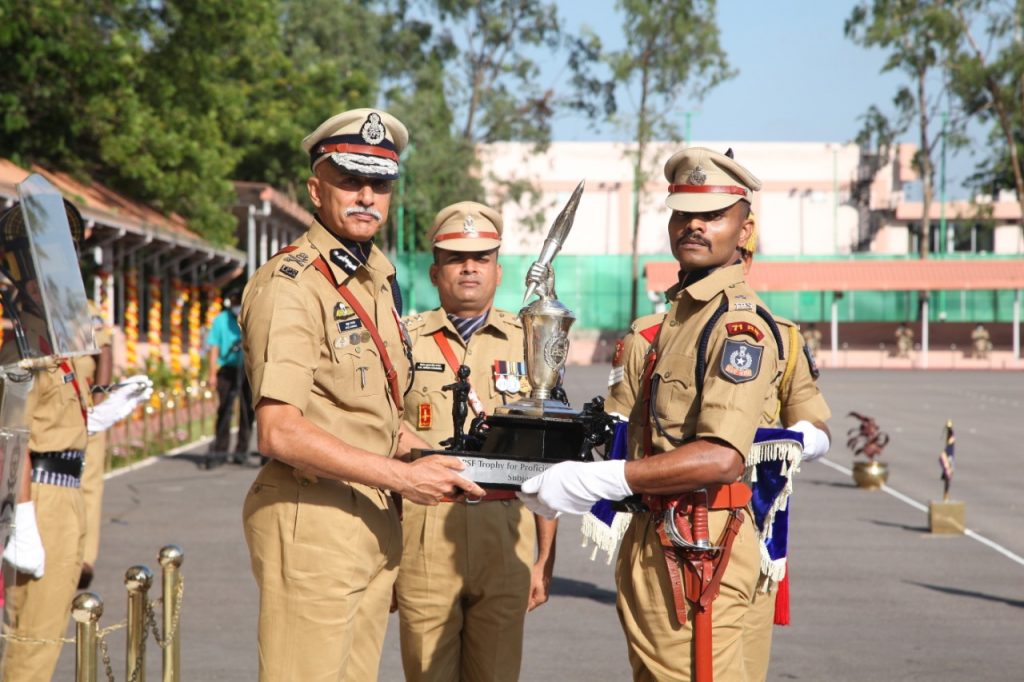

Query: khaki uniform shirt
[240,219,411,460]
[0,313,91,452]
[403,308,529,448]
[625,265,782,459]
[605,312,663,418]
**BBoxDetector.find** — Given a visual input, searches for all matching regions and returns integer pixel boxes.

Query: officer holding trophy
[239,108,482,681]
[398,201,557,682]
[522,147,784,681]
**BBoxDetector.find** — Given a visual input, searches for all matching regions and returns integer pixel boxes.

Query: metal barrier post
[125,565,154,682]
[72,592,103,682]
[159,545,184,682]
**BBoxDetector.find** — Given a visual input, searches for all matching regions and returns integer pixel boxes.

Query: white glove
[789,420,830,461]
[4,501,45,578]
[87,374,155,434]
[518,460,632,517]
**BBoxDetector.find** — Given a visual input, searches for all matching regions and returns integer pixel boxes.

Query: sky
[547,1,981,199]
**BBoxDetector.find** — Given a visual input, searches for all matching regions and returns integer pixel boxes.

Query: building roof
[645,259,1024,293]
[0,158,244,266]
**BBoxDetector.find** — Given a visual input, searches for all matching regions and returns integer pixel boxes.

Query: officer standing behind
[206,290,253,464]
[397,202,557,682]
[521,148,782,681]
[239,108,483,682]
[971,323,991,359]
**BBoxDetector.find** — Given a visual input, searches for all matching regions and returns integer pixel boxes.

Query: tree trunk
[917,67,933,260]
[630,53,652,323]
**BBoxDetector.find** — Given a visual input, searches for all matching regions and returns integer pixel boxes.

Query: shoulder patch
[612,339,625,367]
[720,339,763,384]
[725,321,764,341]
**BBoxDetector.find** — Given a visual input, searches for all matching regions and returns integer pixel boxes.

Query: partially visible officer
[77,297,113,589]
[737,219,831,682]
[521,148,782,681]
[239,108,484,682]
[0,200,91,682]
[397,202,558,682]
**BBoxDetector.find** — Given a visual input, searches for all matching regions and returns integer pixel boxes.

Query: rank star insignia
[462,214,478,237]
[360,112,386,145]
[688,166,707,185]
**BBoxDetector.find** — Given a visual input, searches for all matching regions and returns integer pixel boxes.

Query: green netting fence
[392,252,1023,331]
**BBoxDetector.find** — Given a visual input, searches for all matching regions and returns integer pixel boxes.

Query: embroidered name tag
[721,339,763,384]
[415,362,445,372]
[726,321,764,341]
[338,318,363,332]
[63,372,76,384]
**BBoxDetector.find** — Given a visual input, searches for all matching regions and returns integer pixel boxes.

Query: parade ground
[54,367,1024,681]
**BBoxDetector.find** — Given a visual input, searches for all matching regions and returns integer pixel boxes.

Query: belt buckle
[465,494,482,505]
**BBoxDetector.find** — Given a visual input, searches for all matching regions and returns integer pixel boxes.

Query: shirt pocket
[651,351,698,438]
[331,337,386,398]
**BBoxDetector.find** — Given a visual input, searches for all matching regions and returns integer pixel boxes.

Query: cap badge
[687,166,707,186]
[462,214,478,237]
[360,113,386,145]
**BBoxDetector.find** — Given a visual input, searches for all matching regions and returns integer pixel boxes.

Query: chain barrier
[2,551,184,682]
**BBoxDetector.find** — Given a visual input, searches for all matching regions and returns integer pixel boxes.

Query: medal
[496,375,508,392]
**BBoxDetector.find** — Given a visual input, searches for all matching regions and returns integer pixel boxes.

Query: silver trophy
[497,180,584,417]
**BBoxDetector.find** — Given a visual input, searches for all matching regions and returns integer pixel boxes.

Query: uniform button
[253,484,262,493]
[299,479,310,488]
[355,346,361,353]
[669,320,677,327]
[664,371,672,378]
[502,500,511,507]
[467,349,473,355]
[384,341,389,347]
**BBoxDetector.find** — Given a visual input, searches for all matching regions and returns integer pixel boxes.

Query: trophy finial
[523,179,585,303]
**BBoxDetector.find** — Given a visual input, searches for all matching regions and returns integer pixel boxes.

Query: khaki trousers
[242,460,401,682]
[741,577,776,682]
[615,509,760,682]
[81,431,107,566]
[397,499,534,682]
[3,483,86,682]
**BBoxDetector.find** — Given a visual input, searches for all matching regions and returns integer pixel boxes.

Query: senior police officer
[0,200,92,681]
[397,202,558,682]
[239,108,484,682]
[522,147,784,681]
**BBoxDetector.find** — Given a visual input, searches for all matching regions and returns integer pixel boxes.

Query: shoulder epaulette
[272,244,316,281]
[403,313,426,332]
[494,309,523,329]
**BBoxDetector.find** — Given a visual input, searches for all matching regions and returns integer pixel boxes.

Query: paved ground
[53,367,1024,680]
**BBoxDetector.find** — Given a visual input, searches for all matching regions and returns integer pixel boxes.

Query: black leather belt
[30,451,84,478]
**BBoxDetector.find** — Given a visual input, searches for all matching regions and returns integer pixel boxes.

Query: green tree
[845,1,963,259]
[600,0,734,321]
[945,0,1024,234]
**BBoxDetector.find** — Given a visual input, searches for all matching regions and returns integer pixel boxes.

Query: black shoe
[230,452,248,464]
[78,563,94,590]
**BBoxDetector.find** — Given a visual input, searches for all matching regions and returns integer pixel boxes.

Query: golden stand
[928,499,966,534]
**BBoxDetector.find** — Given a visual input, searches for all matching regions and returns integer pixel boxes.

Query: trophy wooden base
[928,500,966,534]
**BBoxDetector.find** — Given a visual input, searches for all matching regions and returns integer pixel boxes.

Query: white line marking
[103,436,215,481]
[817,457,1024,568]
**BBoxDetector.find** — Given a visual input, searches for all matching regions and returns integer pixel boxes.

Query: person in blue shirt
[206,290,254,464]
